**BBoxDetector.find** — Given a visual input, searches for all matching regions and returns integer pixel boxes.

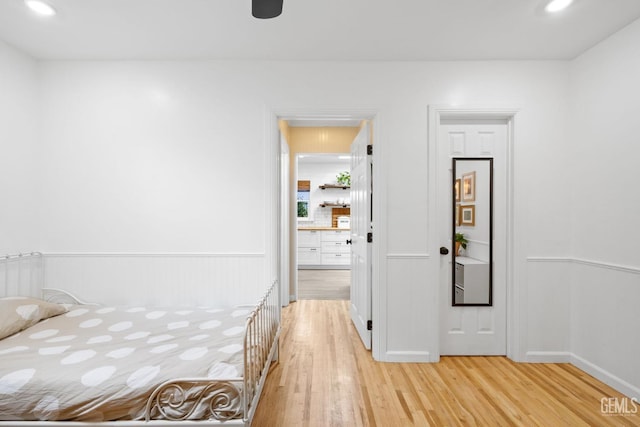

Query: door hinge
[367,232,373,243]
[367,320,373,331]
[367,144,373,155]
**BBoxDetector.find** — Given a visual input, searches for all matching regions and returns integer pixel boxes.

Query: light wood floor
[297,269,350,300]
[253,300,639,426]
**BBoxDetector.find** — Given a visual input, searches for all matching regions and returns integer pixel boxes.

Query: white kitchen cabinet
[298,230,321,267]
[298,229,351,269]
[298,229,321,246]
[298,247,321,265]
[321,229,350,243]
[320,230,350,267]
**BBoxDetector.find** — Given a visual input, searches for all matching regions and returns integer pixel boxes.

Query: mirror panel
[452,158,493,306]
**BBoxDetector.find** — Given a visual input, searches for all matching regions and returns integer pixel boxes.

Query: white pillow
[0,296,68,340]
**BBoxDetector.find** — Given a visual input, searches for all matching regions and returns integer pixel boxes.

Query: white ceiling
[299,154,350,164]
[1,0,639,61]
[287,119,362,127]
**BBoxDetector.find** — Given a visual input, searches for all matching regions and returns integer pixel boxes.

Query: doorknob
[439,247,449,255]
[346,239,352,245]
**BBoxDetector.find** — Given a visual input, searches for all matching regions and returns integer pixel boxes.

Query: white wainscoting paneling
[570,258,640,400]
[44,252,266,307]
[526,256,640,399]
[385,254,433,362]
[525,257,571,356]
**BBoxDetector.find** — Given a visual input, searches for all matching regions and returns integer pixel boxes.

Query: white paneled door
[350,122,372,349]
[439,122,507,355]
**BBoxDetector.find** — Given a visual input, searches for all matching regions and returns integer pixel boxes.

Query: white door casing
[279,135,290,307]
[350,121,372,349]
[438,122,508,355]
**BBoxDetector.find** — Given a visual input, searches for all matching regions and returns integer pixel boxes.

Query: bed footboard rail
[243,280,281,423]
[144,378,245,421]
[143,280,280,425]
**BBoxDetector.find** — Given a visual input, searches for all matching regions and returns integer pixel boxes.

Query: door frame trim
[428,105,522,361]
[265,107,386,361]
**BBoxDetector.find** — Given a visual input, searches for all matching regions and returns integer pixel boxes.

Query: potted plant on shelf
[336,171,350,187]
[455,232,468,256]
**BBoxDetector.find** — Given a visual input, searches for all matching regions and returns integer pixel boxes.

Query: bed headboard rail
[0,252,43,298]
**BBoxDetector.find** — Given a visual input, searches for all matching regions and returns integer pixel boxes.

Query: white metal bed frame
[0,252,43,298]
[0,252,280,426]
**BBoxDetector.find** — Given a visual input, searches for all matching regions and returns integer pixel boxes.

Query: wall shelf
[319,184,350,190]
[320,203,350,208]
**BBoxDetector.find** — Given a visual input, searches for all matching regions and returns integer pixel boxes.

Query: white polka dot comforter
[0,304,251,421]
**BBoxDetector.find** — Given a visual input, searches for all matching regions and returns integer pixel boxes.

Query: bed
[0,279,280,426]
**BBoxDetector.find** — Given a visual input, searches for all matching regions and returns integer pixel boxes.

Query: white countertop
[298,227,350,231]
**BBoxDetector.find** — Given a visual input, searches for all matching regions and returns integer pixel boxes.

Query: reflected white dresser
[454,256,489,304]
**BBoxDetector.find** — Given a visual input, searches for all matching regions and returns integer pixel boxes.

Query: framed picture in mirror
[455,179,461,202]
[460,204,475,226]
[462,171,476,201]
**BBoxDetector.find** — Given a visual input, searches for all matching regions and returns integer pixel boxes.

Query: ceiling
[1,0,639,61]
[299,154,350,164]
[287,119,362,127]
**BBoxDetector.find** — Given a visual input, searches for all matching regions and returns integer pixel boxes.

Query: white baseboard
[525,351,571,363]
[525,351,639,399]
[570,353,640,400]
[385,351,431,363]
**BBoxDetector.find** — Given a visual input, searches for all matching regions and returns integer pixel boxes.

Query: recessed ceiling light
[25,0,57,16]
[545,0,573,13]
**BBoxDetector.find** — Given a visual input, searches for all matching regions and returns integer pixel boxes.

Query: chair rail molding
[526,256,640,275]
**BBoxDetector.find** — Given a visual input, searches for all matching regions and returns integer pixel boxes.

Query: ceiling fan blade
[252,0,283,19]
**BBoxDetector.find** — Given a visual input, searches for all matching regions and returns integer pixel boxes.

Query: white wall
[36,62,272,305]
[297,159,350,227]
[38,62,266,254]
[0,40,40,255]
[32,60,571,358]
[567,18,640,398]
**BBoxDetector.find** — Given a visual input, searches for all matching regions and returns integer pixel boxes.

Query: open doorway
[281,122,359,302]
[274,111,376,352]
[296,152,352,300]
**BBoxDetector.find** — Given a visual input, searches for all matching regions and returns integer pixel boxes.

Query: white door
[439,122,507,355]
[350,122,372,349]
